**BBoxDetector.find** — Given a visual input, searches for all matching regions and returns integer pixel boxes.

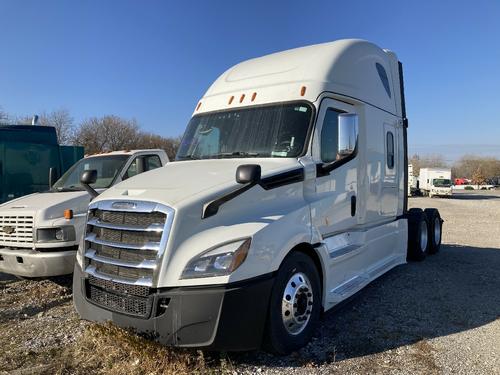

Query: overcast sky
[1,0,499,157]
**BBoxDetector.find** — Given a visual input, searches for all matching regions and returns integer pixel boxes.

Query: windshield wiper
[211,152,262,158]
[55,185,84,192]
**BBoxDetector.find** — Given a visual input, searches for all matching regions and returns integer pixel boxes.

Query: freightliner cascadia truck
[0,150,168,278]
[73,39,443,354]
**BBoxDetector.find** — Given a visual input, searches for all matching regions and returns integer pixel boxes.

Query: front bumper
[73,263,275,351]
[0,248,76,277]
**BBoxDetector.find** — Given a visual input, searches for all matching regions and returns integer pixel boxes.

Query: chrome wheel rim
[281,272,313,335]
[420,221,428,252]
[434,217,441,245]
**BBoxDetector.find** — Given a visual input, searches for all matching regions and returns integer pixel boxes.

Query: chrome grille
[0,215,34,244]
[83,200,173,289]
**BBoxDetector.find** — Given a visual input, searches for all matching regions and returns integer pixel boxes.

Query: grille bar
[86,265,153,286]
[86,249,157,269]
[85,233,160,251]
[88,285,151,318]
[87,218,164,233]
[0,215,34,244]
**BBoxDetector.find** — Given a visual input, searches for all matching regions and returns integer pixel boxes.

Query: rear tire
[424,208,442,254]
[407,208,429,261]
[263,252,321,355]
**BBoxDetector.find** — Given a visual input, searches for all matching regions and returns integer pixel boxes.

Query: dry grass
[52,323,234,375]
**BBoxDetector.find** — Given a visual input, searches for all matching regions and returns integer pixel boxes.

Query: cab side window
[123,158,139,180]
[386,132,395,169]
[320,109,343,163]
[144,155,162,171]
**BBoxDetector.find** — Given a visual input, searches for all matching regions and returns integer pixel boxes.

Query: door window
[320,109,343,163]
[386,131,395,169]
[123,158,139,180]
[144,155,162,171]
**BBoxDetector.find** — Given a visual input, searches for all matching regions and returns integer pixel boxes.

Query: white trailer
[0,150,168,277]
[419,168,453,197]
[73,39,442,354]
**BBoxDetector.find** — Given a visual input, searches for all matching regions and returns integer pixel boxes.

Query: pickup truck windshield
[176,102,313,160]
[432,178,452,187]
[52,155,129,191]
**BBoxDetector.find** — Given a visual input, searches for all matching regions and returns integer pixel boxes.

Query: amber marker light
[251,92,257,102]
[196,102,202,111]
[64,209,74,220]
[300,86,307,96]
[228,95,234,105]
[240,94,245,103]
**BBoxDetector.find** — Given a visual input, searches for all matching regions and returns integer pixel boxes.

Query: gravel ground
[0,190,499,374]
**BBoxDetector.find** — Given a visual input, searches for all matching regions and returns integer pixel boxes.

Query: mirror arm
[317,146,358,177]
[81,183,99,199]
[202,181,257,219]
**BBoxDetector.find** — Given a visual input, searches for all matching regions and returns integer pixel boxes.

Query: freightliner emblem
[111,202,137,210]
[2,226,16,235]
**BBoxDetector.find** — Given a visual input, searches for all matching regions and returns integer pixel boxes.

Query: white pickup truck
[0,149,168,278]
[73,39,442,354]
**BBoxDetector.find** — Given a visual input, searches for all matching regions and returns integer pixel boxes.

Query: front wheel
[263,252,321,355]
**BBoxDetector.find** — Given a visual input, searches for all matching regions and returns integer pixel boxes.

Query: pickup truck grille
[0,215,34,244]
[83,201,173,287]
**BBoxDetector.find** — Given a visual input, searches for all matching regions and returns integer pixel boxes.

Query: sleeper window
[320,109,343,163]
[386,132,395,169]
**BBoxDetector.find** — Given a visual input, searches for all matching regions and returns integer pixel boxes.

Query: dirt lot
[1,190,499,375]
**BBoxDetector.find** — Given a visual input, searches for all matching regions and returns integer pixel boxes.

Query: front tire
[263,252,321,355]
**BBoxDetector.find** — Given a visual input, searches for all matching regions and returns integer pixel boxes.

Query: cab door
[310,98,361,294]
[310,98,359,238]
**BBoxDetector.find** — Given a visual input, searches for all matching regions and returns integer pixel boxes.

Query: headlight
[181,238,251,279]
[36,226,76,242]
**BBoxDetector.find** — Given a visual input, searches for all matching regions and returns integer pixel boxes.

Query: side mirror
[80,170,99,199]
[338,113,358,158]
[236,164,261,184]
[48,167,58,189]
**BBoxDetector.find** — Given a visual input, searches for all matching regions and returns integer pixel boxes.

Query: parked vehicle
[408,164,420,196]
[0,124,83,204]
[0,150,168,278]
[73,39,442,354]
[419,168,453,197]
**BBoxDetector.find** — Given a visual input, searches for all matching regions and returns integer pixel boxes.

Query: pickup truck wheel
[407,208,429,261]
[424,208,442,254]
[263,252,321,355]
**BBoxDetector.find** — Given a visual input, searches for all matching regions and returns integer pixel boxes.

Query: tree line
[0,108,182,160]
[410,154,500,185]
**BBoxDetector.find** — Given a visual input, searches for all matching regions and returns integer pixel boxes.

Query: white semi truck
[73,39,443,354]
[0,150,168,277]
[419,168,453,198]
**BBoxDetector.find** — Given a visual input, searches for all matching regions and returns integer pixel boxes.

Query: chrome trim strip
[85,249,157,270]
[89,200,159,213]
[85,265,153,286]
[85,233,160,251]
[87,218,164,233]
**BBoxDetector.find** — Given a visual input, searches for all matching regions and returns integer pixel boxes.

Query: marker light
[300,86,307,96]
[196,102,202,111]
[228,95,234,105]
[251,92,257,102]
[240,94,245,103]
[64,209,73,220]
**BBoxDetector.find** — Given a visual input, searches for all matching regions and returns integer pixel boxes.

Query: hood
[99,158,303,207]
[0,191,91,220]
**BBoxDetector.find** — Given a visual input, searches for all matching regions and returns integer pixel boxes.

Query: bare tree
[134,133,182,160]
[38,109,75,145]
[409,153,448,176]
[74,115,140,154]
[0,106,8,125]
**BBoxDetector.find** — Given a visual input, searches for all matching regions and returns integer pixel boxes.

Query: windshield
[52,155,129,191]
[176,102,313,160]
[432,178,452,187]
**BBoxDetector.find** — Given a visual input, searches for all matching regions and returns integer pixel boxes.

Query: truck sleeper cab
[0,150,168,278]
[73,39,442,354]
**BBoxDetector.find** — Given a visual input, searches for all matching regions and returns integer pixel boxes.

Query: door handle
[351,195,356,217]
